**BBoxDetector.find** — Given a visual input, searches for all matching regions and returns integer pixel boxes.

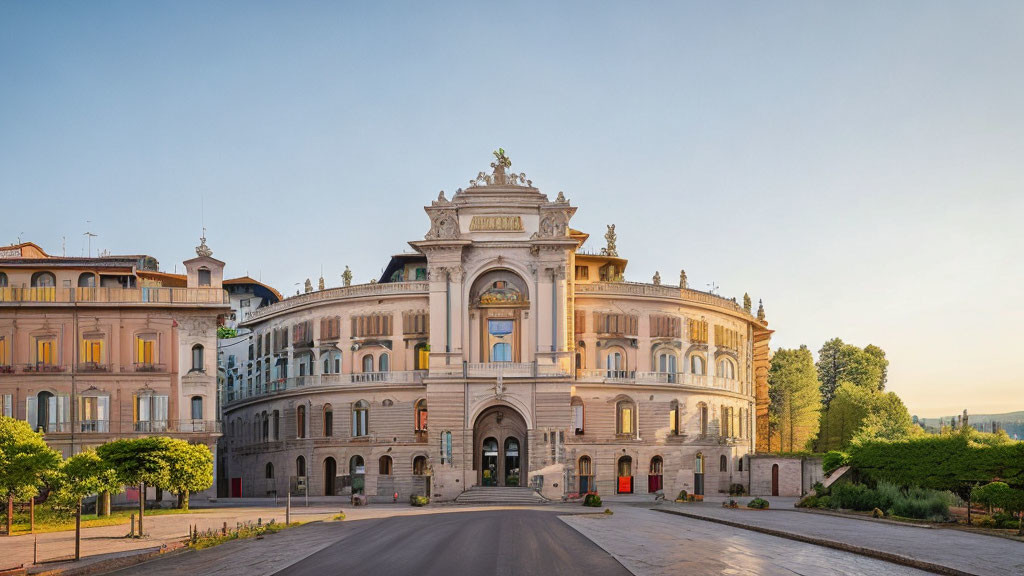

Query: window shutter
[26,396,37,429]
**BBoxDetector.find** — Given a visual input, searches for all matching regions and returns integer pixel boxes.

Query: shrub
[723,499,739,509]
[890,485,949,521]
[871,507,885,518]
[823,451,850,474]
[728,483,747,496]
[747,498,770,509]
[409,494,429,507]
[583,493,603,507]
[676,490,688,502]
[817,495,831,509]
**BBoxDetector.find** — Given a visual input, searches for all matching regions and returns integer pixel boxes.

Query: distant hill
[916,411,1024,439]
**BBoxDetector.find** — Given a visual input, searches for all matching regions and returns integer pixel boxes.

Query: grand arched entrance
[473,405,528,487]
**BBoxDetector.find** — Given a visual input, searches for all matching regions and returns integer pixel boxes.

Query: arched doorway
[472,405,528,488]
[350,455,365,495]
[648,456,663,493]
[617,456,633,494]
[771,464,780,496]
[324,457,337,496]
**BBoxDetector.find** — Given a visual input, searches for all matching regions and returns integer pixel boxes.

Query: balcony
[18,364,67,374]
[121,363,168,373]
[78,420,110,433]
[574,370,746,393]
[574,282,755,319]
[0,365,15,375]
[243,281,429,323]
[224,371,429,406]
[77,362,110,373]
[0,286,229,306]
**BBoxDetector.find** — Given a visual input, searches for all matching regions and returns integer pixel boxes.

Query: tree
[816,339,888,408]
[973,482,1024,535]
[817,382,874,451]
[51,450,122,510]
[863,344,888,390]
[816,338,846,408]
[164,440,213,511]
[217,326,238,339]
[0,417,61,501]
[96,438,171,536]
[854,391,916,443]
[768,346,821,452]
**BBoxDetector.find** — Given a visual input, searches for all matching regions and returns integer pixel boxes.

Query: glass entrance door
[482,437,498,486]
[504,438,520,486]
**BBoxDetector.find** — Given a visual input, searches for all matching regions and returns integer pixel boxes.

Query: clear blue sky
[2,1,1022,416]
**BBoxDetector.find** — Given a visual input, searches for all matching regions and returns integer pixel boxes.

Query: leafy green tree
[217,326,238,339]
[0,417,61,534]
[816,339,888,408]
[816,338,846,408]
[51,450,122,510]
[768,346,821,452]
[817,382,874,451]
[96,437,171,535]
[973,481,1024,535]
[164,440,213,510]
[863,344,889,390]
[854,391,916,443]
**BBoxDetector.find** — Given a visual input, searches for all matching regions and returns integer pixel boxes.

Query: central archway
[473,405,528,487]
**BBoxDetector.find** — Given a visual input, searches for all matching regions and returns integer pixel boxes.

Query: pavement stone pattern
[654,501,1024,576]
[560,506,934,576]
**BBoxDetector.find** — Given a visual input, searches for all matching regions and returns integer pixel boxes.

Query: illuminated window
[135,334,157,366]
[415,399,428,432]
[35,337,56,366]
[616,399,635,436]
[81,336,104,365]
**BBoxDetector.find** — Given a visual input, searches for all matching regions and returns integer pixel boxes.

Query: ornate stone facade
[220,154,772,502]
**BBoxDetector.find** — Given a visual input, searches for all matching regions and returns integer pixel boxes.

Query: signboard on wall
[0,248,22,258]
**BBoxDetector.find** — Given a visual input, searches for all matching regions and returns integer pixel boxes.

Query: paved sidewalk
[655,501,1024,576]
[561,506,932,576]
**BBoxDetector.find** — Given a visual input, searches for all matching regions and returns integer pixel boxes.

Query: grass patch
[189,520,302,550]
[3,504,199,535]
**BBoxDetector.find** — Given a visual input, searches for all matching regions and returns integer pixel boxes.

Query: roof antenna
[62,236,66,257]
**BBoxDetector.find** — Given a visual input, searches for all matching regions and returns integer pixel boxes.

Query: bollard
[33,535,38,565]
[286,492,291,525]
[222,521,227,535]
[130,514,136,538]
[75,499,82,561]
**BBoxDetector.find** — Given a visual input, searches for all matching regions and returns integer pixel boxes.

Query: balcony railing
[244,281,429,323]
[18,364,67,374]
[0,365,15,374]
[224,371,429,406]
[31,420,222,434]
[574,282,754,319]
[0,286,229,306]
[77,362,110,373]
[78,419,110,433]
[575,370,746,393]
[121,363,168,373]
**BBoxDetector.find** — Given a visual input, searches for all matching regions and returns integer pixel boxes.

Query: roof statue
[679,269,688,289]
[342,266,352,287]
[195,229,213,258]
[757,299,766,322]
[470,148,532,187]
[653,271,661,285]
[600,224,618,257]
[556,191,566,203]
[304,278,313,294]
[318,276,325,291]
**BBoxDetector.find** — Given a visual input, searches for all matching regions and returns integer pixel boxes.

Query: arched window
[413,455,427,475]
[690,354,705,376]
[578,455,594,493]
[266,462,274,479]
[378,353,389,372]
[0,272,7,287]
[720,455,728,472]
[352,400,368,437]
[77,273,96,288]
[323,404,334,437]
[695,453,704,474]
[296,455,306,477]
[31,271,56,287]
[669,400,680,435]
[414,342,429,370]
[296,405,306,438]
[414,399,428,432]
[571,396,585,435]
[362,355,374,373]
[350,455,365,474]
[191,344,204,372]
[190,396,203,420]
[492,342,511,362]
[616,399,635,436]
[379,455,393,475]
[717,357,736,379]
[698,402,708,436]
[657,351,677,380]
[198,267,211,287]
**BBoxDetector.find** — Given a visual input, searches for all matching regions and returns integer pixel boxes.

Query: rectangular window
[134,394,168,432]
[415,267,427,281]
[36,337,56,365]
[0,337,8,367]
[78,396,109,432]
[81,337,104,364]
[620,408,632,435]
[1,394,12,417]
[136,335,157,365]
[240,298,251,308]
[574,266,589,280]
[689,319,709,343]
[572,404,584,435]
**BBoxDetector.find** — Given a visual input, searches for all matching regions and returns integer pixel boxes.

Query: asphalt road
[274,510,630,576]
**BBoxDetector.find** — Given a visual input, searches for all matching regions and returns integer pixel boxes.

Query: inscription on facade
[469,216,524,232]
[0,248,22,258]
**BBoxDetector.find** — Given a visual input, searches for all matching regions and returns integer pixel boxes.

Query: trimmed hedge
[845,430,1024,499]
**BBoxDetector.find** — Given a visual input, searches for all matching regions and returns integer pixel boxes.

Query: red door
[231,477,242,498]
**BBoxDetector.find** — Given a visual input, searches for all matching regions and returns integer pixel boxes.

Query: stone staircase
[454,486,550,505]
